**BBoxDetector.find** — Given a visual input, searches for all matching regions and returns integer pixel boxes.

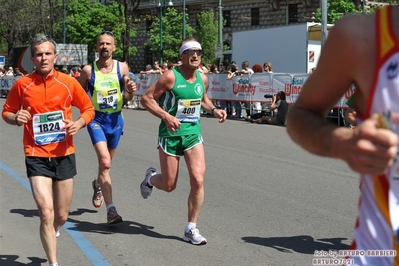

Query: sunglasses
[100,31,114,37]
[183,49,202,56]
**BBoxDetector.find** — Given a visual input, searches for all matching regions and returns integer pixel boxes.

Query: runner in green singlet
[140,38,227,245]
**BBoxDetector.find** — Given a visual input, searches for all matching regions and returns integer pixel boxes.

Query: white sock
[106,204,115,211]
[185,222,196,232]
[49,263,58,266]
[146,175,154,187]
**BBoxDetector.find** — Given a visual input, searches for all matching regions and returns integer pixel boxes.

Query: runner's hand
[63,119,79,136]
[15,106,32,125]
[341,113,398,175]
[164,114,181,134]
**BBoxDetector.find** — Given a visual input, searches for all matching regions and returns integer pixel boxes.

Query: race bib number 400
[176,99,201,124]
[33,111,66,145]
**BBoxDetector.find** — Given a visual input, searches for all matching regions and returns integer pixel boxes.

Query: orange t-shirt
[2,70,94,157]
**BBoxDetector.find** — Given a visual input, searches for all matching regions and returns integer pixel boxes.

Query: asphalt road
[0,98,360,266]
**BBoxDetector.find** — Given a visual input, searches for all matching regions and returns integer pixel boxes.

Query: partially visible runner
[286,6,399,266]
[78,31,136,224]
[344,91,357,128]
[2,33,94,266]
[140,38,227,245]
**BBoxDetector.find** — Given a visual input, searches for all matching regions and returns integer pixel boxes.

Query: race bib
[176,99,201,124]
[33,111,66,145]
[97,89,119,110]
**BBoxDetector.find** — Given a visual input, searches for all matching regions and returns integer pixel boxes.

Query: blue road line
[0,161,110,266]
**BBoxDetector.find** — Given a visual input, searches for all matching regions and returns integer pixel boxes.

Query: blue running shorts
[87,111,124,149]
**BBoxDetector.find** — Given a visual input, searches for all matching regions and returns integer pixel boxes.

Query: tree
[0,0,49,58]
[315,0,385,24]
[147,7,195,63]
[62,0,137,62]
[315,0,358,24]
[116,0,140,63]
[196,10,220,65]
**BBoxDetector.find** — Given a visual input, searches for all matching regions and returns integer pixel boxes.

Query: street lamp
[159,0,173,64]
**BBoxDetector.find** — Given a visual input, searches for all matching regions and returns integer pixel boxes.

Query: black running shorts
[25,154,76,181]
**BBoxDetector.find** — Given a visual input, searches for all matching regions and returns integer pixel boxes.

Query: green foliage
[147,7,195,63]
[315,0,386,24]
[196,10,220,65]
[315,0,359,24]
[62,0,136,61]
[0,0,139,64]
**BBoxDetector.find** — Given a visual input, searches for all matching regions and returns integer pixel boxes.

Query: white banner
[134,73,354,108]
[0,76,20,91]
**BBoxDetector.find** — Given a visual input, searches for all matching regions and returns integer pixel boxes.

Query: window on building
[251,8,260,26]
[99,0,113,4]
[289,4,298,23]
[144,46,153,69]
[223,10,231,28]
[146,19,153,31]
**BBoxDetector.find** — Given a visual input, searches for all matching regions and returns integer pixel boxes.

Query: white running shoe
[140,167,156,199]
[183,229,207,245]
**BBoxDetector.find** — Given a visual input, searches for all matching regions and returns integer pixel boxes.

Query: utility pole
[218,0,223,67]
[63,0,66,43]
[321,0,327,47]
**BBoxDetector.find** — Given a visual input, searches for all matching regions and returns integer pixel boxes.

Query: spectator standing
[238,61,254,75]
[161,62,169,73]
[71,67,80,79]
[252,64,263,73]
[220,61,228,73]
[77,31,136,224]
[61,66,68,74]
[140,64,154,75]
[263,62,273,73]
[226,62,238,116]
[140,38,227,245]
[237,61,254,119]
[286,6,399,265]
[153,61,163,74]
[14,67,24,77]
[6,67,14,76]
[210,64,219,74]
[344,91,357,128]
[1,33,94,266]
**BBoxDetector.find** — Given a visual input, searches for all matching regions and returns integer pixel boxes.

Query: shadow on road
[242,235,350,254]
[0,255,47,266]
[67,208,182,242]
[10,209,39,218]
[9,208,182,248]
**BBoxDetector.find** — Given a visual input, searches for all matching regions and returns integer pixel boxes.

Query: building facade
[128,0,320,73]
[120,0,380,73]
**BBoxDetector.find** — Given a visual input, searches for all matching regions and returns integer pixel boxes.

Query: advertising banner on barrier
[271,74,292,102]
[207,74,231,100]
[284,74,308,104]
[135,74,160,95]
[0,76,20,91]
[134,72,353,108]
